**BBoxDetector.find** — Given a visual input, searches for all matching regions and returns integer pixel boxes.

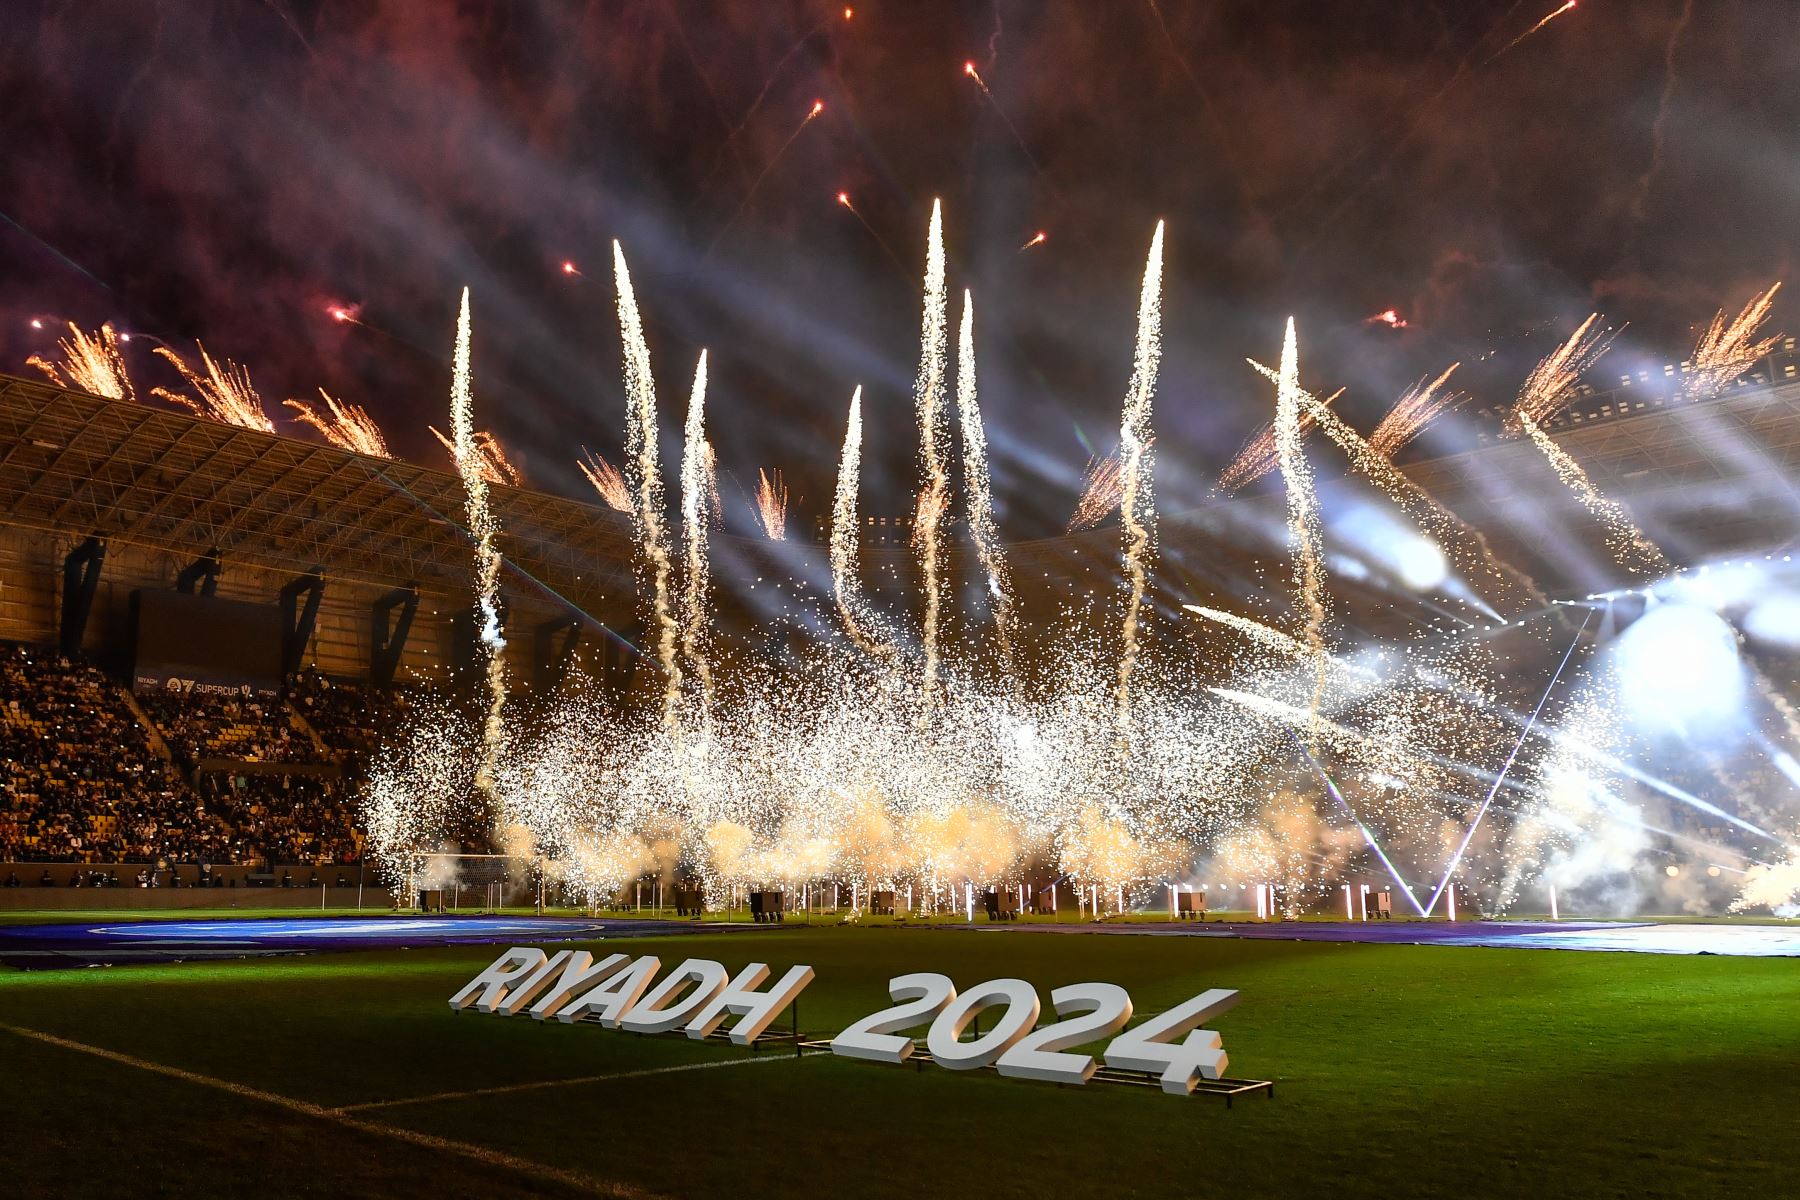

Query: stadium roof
[0,372,639,620]
[5,347,1798,630]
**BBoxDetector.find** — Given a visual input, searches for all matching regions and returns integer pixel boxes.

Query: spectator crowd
[1,642,391,872]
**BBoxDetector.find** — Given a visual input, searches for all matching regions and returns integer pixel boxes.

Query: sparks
[430,425,521,486]
[914,200,952,711]
[151,342,275,432]
[284,388,390,457]
[955,289,1016,674]
[614,241,685,728]
[26,321,135,402]
[1018,230,1047,252]
[1114,221,1166,723]
[1067,454,1126,532]
[1685,282,1782,399]
[1368,363,1463,459]
[577,448,632,513]
[1218,383,1344,493]
[679,350,716,717]
[754,468,789,540]
[445,287,510,816]
[829,385,892,658]
[1272,318,1331,744]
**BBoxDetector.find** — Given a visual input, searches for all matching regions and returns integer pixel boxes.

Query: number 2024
[829,973,1238,1095]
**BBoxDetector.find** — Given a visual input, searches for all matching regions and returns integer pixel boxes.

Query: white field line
[336,1050,809,1113]
[0,1022,654,1199]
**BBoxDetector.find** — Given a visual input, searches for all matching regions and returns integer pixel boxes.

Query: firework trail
[151,342,274,432]
[679,350,716,716]
[1248,358,1549,611]
[1114,220,1166,722]
[446,288,509,807]
[1520,412,1669,575]
[1017,231,1047,253]
[1507,315,1667,575]
[284,389,390,457]
[830,385,892,658]
[708,100,825,255]
[1182,604,1308,658]
[708,8,849,188]
[577,449,632,512]
[1218,386,1344,493]
[1481,0,1577,68]
[914,200,952,711]
[1369,364,1464,458]
[836,192,911,281]
[1684,283,1781,399]
[963,62,1050,188]
[27,321,134,401]
[430,426,521,485]
[1067,454,1126,532]
[613,241,684,728]
[954,290,1016,674]
[754,468,788,539]
[1273,318,1331,743]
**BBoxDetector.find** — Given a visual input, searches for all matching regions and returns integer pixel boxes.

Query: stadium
[5,4,1800,1198]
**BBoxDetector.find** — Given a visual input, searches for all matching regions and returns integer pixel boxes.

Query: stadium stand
[0,641,368,871]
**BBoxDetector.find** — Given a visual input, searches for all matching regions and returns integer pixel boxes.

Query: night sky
[3,0,1797,538]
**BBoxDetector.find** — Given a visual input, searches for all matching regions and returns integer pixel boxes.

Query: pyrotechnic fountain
[357,211,1800,923]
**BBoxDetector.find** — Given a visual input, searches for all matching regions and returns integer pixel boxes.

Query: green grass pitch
[4,920,1797,1198]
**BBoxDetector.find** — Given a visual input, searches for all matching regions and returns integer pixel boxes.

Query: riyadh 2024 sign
[451,948,1239,1096]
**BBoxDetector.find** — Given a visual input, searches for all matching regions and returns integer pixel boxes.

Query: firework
[446,288,510,811]
[1247,358,1549,611]
[1519,413,1669,575]
[755,468,789,540]
[151,342,274,432]
[1368,364,1463,459]
[963,61,1048,185]
[955,290,1016,673]
[1218,387,1343,493]
[1018,231,1047,253]
[1271,319,1331,745]
[577,449,632,513]
[708,100,826,254]
[1114,221,1166,721]
[284,389,390,457]
[430,426,521,486]
[613,241,684,728]
[1182,604,1308,659]
[836,191,910,280]
[27,321,134,402]
[1364,308,1408,329]
[914,200,952,711]
[1505,313,1614,432]
[1484,0,1578,66]
[1684,282,1781,399]
[829,386,892,658]
[679,351,715,715]
[1067,454,1126,532]
[1507,316,1666,574]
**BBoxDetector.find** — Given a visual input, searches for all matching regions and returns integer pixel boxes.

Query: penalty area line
[0,1022,653,1199]
[336,1048,810,1113]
